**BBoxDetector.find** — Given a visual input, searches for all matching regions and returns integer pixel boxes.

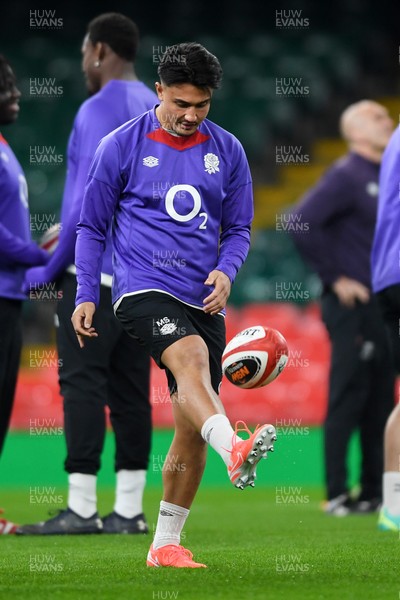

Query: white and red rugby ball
[222,325,288,389]
[39,223,61,255]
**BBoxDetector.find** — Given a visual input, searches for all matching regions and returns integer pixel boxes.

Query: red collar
[146,127,210,151]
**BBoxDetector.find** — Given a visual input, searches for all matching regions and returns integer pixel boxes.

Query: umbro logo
[156,317,177,336]
[143,155,159,167]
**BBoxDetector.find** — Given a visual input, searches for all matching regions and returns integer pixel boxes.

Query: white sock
[153,501,189,549]
[383,471,400,516]
[201,414,240,466]
[68,473,97,518]
[114,469,146,519]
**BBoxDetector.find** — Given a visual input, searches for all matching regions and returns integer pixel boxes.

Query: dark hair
[0,54,16,93]
[87,13,139,62]
[157,42,222,89]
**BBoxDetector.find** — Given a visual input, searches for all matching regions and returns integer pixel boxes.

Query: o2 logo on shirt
[165,184,207,229]
[18,174,29,209]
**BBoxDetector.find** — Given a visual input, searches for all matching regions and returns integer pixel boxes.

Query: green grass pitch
[0,430,398,599]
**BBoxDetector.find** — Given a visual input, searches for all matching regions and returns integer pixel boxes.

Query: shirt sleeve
[0,223,48,266]
[75,137,123,306]
[216,141,253,282]
[287,166,354,285]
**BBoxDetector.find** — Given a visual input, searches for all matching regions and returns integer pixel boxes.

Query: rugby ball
[222,325,288,389]
[39,223,61,255]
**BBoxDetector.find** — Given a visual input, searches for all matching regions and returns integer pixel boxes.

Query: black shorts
[115,291,226,395]
[376,284,400,373]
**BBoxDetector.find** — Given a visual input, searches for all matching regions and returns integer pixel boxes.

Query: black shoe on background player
[351,497,382,514]
[102,511,148,534]
[15,508,103,535]
[323,493,356,516]
[323,493,381,516]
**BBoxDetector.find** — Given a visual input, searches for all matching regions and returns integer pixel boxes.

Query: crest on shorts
[156,316,177,335]
[204,153,220,174]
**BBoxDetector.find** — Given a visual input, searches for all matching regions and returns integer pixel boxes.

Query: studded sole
[234,425,277,490]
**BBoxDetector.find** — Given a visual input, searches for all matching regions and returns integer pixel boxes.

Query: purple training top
[371,125,400,292]
[75,107,253,309]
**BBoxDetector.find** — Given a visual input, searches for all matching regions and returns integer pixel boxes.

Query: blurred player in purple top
[289,100,395,516]
[17,14,156,537]
[72,42,277,568]
[371,124,400,532]
[0,56,49,454]
[0,55,49,532]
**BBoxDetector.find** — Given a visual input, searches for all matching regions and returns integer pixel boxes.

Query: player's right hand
[332,276,370,308]
[71,302,98,348]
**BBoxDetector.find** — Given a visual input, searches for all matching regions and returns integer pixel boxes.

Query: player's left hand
[203,270,231,315]
[22,266,50,296]
[71,302,98,348]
